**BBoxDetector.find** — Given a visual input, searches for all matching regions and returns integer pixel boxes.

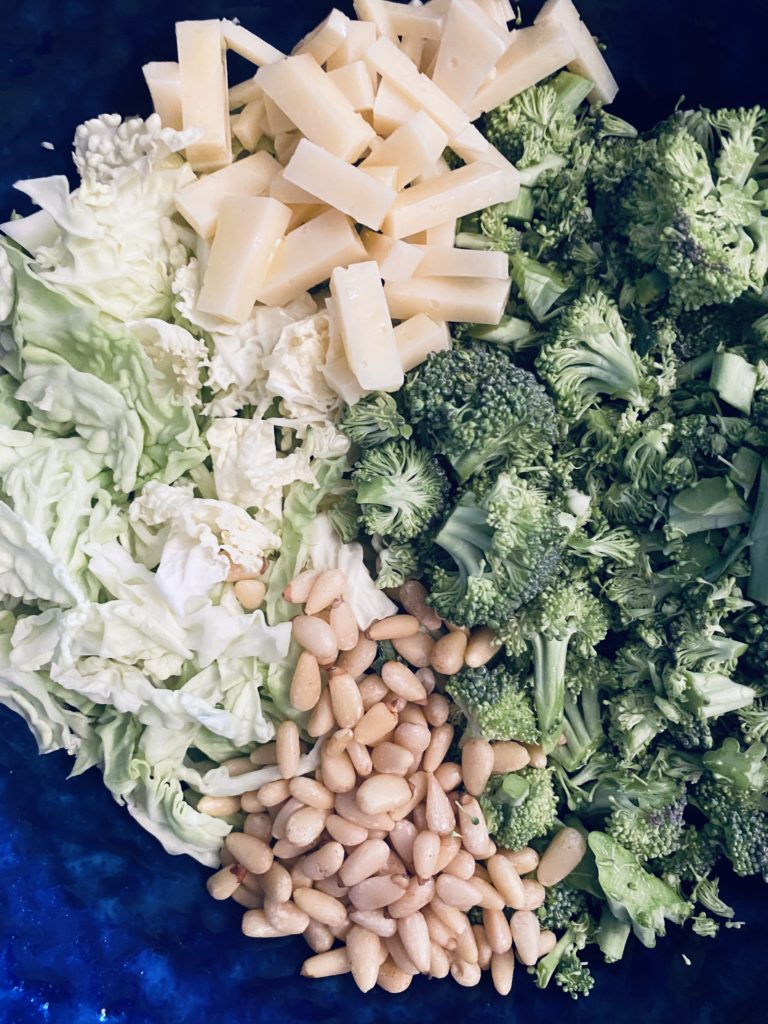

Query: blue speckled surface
[1,2,767,1022]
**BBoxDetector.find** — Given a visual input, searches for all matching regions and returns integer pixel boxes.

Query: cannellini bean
[387,877,435,919]
[339,839,391,887]
[371,742,413,777]
[536,827,588,887]
[276,720,301,780]
[329,600,360,652]
[430,896,469,936]
[234,578,266,610]
[413,830,441,878]
[491,950,515,995]
[327,919,352,941]
[240,790,265,814]
[303,919,334,953]
[305,569,346,615]
[283,569,319,604]
[425,774,456,835]
[225,833,273,876]
[510,910,540,966]
[397,912,431,973]
[301,948,351,978]
[381,661,428,702]
[458,795,491,856]
[423,907,456,949]
[338,638,379,681]
[434,762,462,792]
[473,925,493,970]
[377,958,413,993]
[390,772,429,824]
[465,627,501,668]
[207,865,244,901]
[538,929,557,958]
[335,791,395,832]
[291,861,315,890]
[307,688,336,738]
[357,774,412,815]
[524,742,548,769]
[242,909,283,938]
[315,874,349,899]
[434,834,462,874]
[325,727,353,758]
[491,740,530,774]
[244,813,272,842]
[454,917,479,964]
[257,778,290,808]
[260,862,293,902]
[354,702,399,746]
[292,615,339,665]
[430,630,467,675]
[450,960,482,987]
[321,748,357,794]
[422,724,454,773]
[461,737,494,797]
[328,669,364,728]
[232,887,263,910]
[429,941,451,978]
[198,795,241,817]
[271,797,304,840]
[522,878,546,910]
[347,925,382,993]
[487,854,526,910]
[389,819,417,867]
[273,837,315,859]
[392,632,435,668]
[394,722,431,758]
[289,777,334,810]
[411,805,427,832]
[293,887,348,928]
[424,692,450,728]
[325,814,368,846]
[367,615,421,641]
[386,933,419,975]
[347,740,373,777]
[302,841,346,881]
[289,651,322,712]
[500,846,540,875]
[223,756,258,778]
[483,908,512,954]
[399,703,428,727]
[349,909,397,938]
[399,581,443,630]
[471,876,506,911]
[435,874,481,912]
[264,897,310,935]
[349,875,408,911]
[357,673,389,710]
[249,742,277,767]
[444,849,475,881]
[415,667,436,695]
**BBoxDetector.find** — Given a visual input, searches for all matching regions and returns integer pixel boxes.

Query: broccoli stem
[595,907,631,963]
[433,502,492,577]
[535,925,577,988]
[531,633,573,753]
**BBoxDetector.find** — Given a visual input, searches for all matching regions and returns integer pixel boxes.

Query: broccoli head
[479,766,558,850]
[537,883,590,932]
[445,662,538,743]
[656,824,721,884]
[352,439,450,542]
[404,343,560,483]
[606,791,687,862]
[375,540,421,590]
[339,392,412,447]
[554,955,595,999]
[695,776,768,878]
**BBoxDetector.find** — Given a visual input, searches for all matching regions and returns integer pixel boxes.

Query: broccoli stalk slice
[433,500,492,578]
[552,684,605,771]
[595,907,632,963]
[531,632,572,754]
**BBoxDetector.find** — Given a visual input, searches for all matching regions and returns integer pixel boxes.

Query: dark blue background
[1,2,767,1022]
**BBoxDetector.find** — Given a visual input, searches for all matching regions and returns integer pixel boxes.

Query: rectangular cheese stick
[372,79,421,137]
[379,1,445,39]
[263,95,295,135]
[274,131,302,164]
[449,123,517,173]
[382,162,519,238]
[197,196,291,322]
[414,246,509,279]
[395,314,451,372]
[269,170,325,206]
[143,62,183,130]
[432,0,509,108]
[353,0,397,39]
[232,96,266,151]
[285,203,331,231]
[174,151,281,238]
[257,209,367,306]
[385,276,511,324]
[256,54,376,162]
[426,220,457,247]
[176,21,231,172]
[294,9,350,64]
[399,35,424,66]
[221,20,285,66]
[331,262,404,392]
[535,0,619,105]
[465,22,577,119]
[365,36,469,138]
[327,62,376,112]
[326,21,377,71]
[283,139,396,230]
[361,231,425,281]
[228,76,261,111]
[362,112,448,188]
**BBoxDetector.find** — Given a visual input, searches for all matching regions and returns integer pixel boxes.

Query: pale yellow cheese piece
[232,96,266,151]
[263,95,295,135]
[399,35,424,66]
[143,62,183,130]
[228,76,261,111]
[361,230,425,281]
[449,123,517,173]
[372,79,421,137]
[474,0,515,27]
[176,20,232,172]
[362,111,448,189]
[221,19,285,66]
[294,9,350,64]
[414,245,509,279]
[257,209,367,307]
[385,275,511,324]
[197,196,292,322]
[274,131,302,164]
[174,151,281,238]
[465,22,577,119]
[269,170,325,206]
[326,21,377,72]
[283,139,396,230]
[382,161,519,238]
[327,62,376,112]
[353,0,397,39]
[360,165,400,189]
[330,262,404,392]
[426,220,457,247]
[366,36,469,139]
[395,314,451,372]
[256,54,376,162]
[432,0,508,108]
[379,1,444,39]
[535,0,619,105]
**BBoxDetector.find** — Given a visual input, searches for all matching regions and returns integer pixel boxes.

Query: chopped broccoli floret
[537,883,589,932]
[606,791,687,861]
[695,776,768,878]
[339,392,412,447]
[375,540,421,590]
[479,766,558,850]
[445,663,538,743]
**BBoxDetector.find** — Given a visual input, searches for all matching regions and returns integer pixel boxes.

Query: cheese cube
[379,1,445,39]
[385,276,511,323]
[327,61,376,112]
[174,151,281,238]
[432,0,509,108]
[466,22,577,119]
[283,139,396,230]
[263,95,295,135]
[361,165,400,189]
[143,62,183,130]
[232,96,266,151]
[382,162,519,238]
[257,209,367,306]
[228,76,261,111]
[294,9,350,64]
[176,21,231,172]
[372,79,421,136]
[414,246,509,279]
[326,21,377,71]
[221,20,285,66]
[197,196,291,322]
[362,112,448,189]
[395,314,451,372]
[362,231,425,280]
[353,0,397,38]
[474,0,515,27]
[331,262,404,392]
[449,124,517,174]
[256,54,376,162]
[535,0,619,105]
[365,37,469,138]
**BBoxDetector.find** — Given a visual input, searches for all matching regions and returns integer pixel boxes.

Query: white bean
[293,887,348,928]
[305,568,346,615]
[397,912,431,973]
[347,925,382,993]
[356,774,412,815]
[434,874,481,912]
[264,897,310,935]
[483,908,512,954]
[461,737,494,797]
[491,950,515,995]
[487,854,526,910]
[349,909,398,938]
[510,909,540,966]
[225,833,273,876]
[536,827,588,887]
[367,615,421,641]
[339,839,391,887]
[348,875,408,911]
[330,600,360,652]
[302,841,346,881]
[276,720,301,779]
[300,948,351,978]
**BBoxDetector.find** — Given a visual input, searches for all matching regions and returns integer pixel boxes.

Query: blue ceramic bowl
[0,3,766,1022]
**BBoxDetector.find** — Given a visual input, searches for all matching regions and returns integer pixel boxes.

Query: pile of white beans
[205,570,587,994]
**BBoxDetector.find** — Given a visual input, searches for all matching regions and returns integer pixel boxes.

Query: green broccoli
[552,683,606,772]
[738,700,768,744]
[694,776,768,877]
[534,913,594,995]
[375,540,421,590]
[554,955,595,998]
[429,471,566,629]
[607,689,667,762]
[339,392,412,447]
[479,766,558,850]
[656,825,721,884]
[404,343,560,483]
[352,439,449,542]
[537,883,589,932]
[606,791,687,862]
[445,663,538,744]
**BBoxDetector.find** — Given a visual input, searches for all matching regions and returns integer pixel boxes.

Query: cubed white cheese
[221,19,285,66]
[360,165,400,189]
[330,261,404,392]
[535,0,619,105]
[326,21,378,72]
[353,0,397,38]
[425,220,457,247]
[372,79,421,136]
[362,111,448,188]
[395,314,451,371]
[327,61,376,112]
[473,0,515,27]
[174,150,281,238]
[263,95,295,135]
[274,131,302,164]
[414,245,509,278]
[448,123,517,173]
[379,1,444,39]
[143,62,183,130]
[176,20,232,172]
[197,196,291,322]
[232,96,266,151]
[432,0,509,108]
[294,9,351,64]
[269,170,325,205]
[399,35,424,65]
[362,230,425,280]
[384,275,511,323]
[286,203,331,231]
